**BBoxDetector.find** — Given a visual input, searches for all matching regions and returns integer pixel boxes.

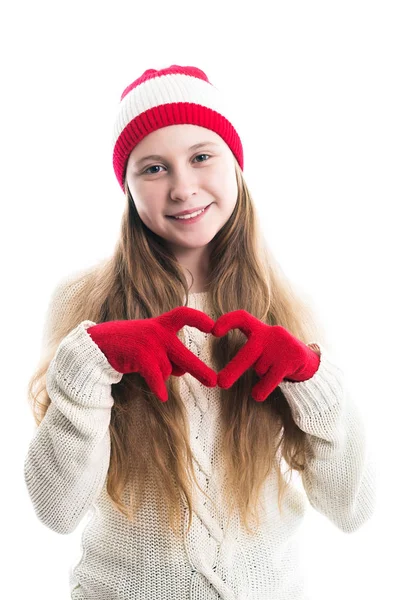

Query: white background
[1,0,398,598]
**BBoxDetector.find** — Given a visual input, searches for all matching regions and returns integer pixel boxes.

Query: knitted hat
[112,65,244,191]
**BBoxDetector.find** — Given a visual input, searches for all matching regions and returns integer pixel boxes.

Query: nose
[169,166,198,202]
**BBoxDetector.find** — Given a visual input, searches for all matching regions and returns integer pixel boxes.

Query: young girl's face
[125,124,238,253]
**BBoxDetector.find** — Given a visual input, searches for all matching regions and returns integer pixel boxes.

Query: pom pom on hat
[112,64,244,191]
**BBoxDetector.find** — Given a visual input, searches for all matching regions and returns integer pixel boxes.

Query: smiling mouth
[166,203,212,220]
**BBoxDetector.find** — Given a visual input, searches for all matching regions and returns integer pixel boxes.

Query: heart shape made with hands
[177,308,320,404]
[87,307,320,404]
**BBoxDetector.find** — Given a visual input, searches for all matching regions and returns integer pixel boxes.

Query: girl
[24,64,375,600]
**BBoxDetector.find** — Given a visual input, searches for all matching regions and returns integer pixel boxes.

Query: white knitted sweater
[24,275,375,600]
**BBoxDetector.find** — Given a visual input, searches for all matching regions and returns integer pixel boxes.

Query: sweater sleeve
[24,278,123,535]
[278,343,376,533]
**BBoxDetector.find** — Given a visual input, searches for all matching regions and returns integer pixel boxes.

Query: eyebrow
[134,142,220,166]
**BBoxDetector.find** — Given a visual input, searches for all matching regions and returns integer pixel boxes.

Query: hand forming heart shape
[87,307,320,403]
[209,309,320,402]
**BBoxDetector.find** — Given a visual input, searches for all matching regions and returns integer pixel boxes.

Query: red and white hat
[112,65,244,191]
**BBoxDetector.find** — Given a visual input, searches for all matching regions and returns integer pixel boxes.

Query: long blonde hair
[27,161,327,537]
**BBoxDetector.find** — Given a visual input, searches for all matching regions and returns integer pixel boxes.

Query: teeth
[174,207,206,220]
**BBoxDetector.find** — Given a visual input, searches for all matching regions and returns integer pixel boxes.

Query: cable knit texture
[24,277,376,600]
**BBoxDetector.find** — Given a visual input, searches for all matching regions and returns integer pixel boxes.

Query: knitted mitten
[212,309,321,402]
[87,307,217,402]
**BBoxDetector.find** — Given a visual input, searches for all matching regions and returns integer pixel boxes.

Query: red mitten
[212,309,321,402]
[87,307,217,402]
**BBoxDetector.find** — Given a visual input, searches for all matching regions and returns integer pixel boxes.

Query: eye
[193,153,210,162]
[143,165,165,175]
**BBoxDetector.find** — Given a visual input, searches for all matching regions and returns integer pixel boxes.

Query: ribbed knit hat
[112,65,244,191]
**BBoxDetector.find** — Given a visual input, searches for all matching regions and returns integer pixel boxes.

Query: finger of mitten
[168,338,217,387]
[253,346,276,377]
[159,306,215,334]
[217,339,261,388]
[212,310,255,338]
[139,360,170,402]
[156,351,176,380]
[251,365,284,402]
